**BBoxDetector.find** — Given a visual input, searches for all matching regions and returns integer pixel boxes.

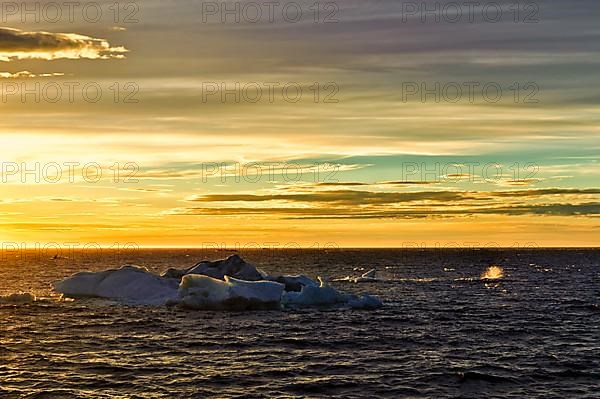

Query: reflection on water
[1,248,599,398]
[481,265,505,280]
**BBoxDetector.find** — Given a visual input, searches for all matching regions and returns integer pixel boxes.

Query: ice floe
[333,268,383,283]
[54,255,383,310]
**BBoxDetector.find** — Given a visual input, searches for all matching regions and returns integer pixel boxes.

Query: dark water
[1,249,599,398]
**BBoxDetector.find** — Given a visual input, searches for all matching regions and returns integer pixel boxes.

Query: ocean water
[1,248,599,398]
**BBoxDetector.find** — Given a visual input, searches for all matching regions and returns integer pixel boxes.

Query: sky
[0,0,598,248]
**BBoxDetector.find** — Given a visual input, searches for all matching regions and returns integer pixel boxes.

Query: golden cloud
[0,27,127,61]
[0,70,65,78]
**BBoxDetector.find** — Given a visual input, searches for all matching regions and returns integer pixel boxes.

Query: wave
[0,292,36,304]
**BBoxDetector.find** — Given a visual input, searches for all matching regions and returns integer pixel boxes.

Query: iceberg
[282,277,349,307]
[266,274,319,292]
[162,254,265,281]
[282,277,383,309]
[54,255,383,310]
[53,265,180,305]
[179,275,284,310]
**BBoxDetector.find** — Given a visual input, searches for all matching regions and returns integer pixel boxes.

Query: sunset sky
[0,0,598,247]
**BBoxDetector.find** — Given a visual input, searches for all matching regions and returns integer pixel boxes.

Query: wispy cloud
[0,70,65,78]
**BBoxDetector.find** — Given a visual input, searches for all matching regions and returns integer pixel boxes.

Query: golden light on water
[481,266,504,280]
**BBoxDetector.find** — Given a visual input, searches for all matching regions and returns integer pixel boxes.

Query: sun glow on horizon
[0,1,598,247]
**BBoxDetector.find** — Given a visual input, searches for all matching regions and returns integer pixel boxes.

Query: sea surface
[1,248,599,398]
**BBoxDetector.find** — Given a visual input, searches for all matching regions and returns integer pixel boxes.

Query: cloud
[379,181,435,186]
[176,187,600,219]
[314,181,435,187]
[132,163,371,181]
[171,202,600,220]
[188,190,471,205]
[0,27,127,61]
[0,221,128,231]
[314,182,370,187]
[188,188,600,206]
[0,70,64,78]
[492,188,600,197]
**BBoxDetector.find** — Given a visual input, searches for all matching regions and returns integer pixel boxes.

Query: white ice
[54,255,383,310]
[333,268,382,283]
[179,274,285,310]
[53,265,180,305]
[282,276,382,309]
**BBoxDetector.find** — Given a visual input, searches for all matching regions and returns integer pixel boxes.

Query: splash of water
[481,266,504,280]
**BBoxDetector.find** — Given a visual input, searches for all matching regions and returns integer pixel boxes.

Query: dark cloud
[189,190,471,205]
[493,188,600,197]
[173,202,600,219]
[179,187,600,219]
[190,188,600,206]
